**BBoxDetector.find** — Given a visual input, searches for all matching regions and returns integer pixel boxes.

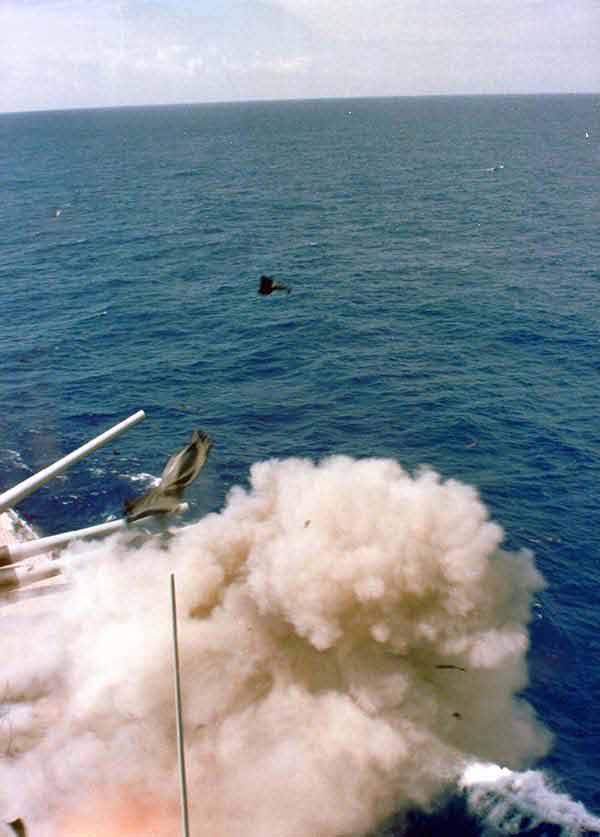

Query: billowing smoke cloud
[0,456,551,836]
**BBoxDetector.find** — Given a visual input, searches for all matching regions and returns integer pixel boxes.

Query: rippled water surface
[1,95,600,832]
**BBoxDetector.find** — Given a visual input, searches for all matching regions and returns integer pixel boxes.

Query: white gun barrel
[0,556,63,589]
[0,503,189,588]
[0,410,146,514]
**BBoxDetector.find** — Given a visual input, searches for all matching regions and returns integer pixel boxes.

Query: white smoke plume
[460,763,600,836]
[0,456,552,836]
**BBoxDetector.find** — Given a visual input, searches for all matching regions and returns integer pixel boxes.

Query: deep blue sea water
[1,94,600,834]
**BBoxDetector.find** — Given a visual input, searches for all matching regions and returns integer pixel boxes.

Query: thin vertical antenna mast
[170,572,190,837]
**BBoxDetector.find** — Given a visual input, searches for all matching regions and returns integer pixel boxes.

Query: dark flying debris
[258,275,290,295]
[435,664,466,672]
[8,821,26,837]
[124,430,213,522]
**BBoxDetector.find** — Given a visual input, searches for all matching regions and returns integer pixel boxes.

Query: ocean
[1,94,599,836]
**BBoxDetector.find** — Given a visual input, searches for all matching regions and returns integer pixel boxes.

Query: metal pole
[170,572,190,837]
[0,410,146,514]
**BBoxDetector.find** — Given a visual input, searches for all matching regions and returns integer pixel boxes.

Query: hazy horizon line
[2,89,599,118]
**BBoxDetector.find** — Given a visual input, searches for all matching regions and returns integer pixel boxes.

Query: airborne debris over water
[1,455,551,836]
[258,275,290,295]
[123,430,213,522]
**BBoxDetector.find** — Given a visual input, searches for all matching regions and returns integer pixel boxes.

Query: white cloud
[0,0,598,112]
[0,0,327,110]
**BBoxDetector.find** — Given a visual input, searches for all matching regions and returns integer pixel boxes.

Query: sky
[1,0,599,113]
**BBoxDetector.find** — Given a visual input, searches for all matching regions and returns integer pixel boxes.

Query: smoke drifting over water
[1,456,552,836]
